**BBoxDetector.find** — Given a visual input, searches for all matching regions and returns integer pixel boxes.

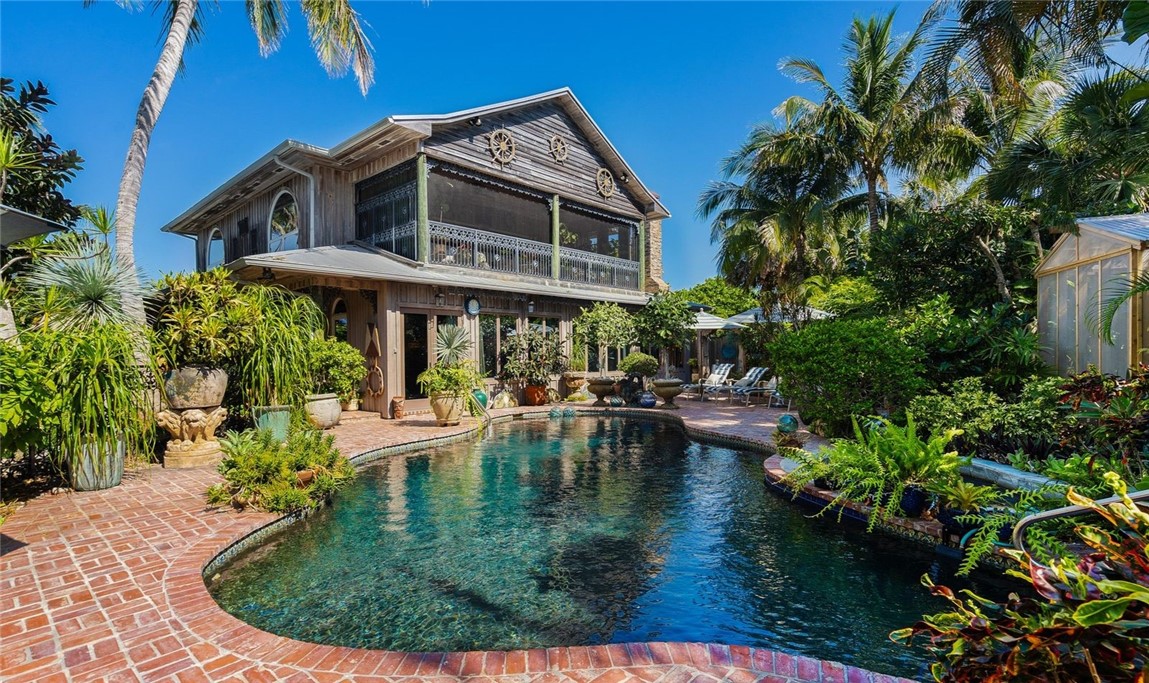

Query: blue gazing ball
[778,414,800,434]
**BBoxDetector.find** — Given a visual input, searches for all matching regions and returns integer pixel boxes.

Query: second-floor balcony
[365,219,641,290]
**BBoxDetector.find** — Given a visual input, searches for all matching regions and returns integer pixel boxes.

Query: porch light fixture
[527,299,535,314]
[259,267,275,282]
[434,290,446,307]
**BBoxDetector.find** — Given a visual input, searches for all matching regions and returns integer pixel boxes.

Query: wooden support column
[416,153,429,263]
[551,194,561,279]
[638,220,647,292]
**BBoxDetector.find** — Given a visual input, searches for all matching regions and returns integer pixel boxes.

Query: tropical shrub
[806,276,881,318]
[1059,365,1149,475]
[234,285,323,409]
[309,336,366,402]
[205,427,355,513]
[892,474,1149,682]
[499,329,568,386]
[618,352,659,379]
[151,269,251,368]
[770,318,923,436]
[0,330,60,458]
[679,276,758,318]
[782,414,965,531]
[572,302,635,359]
[633,291,693,362]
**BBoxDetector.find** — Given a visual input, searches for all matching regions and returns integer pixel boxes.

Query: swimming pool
[209,416,1000,678]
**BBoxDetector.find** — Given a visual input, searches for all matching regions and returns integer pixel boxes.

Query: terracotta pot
[429,392,463,426]
[523,385,548,406]
[391,397,405,419]
[305,393,341,429]
[164,366,228,410]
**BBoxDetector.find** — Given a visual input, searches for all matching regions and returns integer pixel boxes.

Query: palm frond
[300,0,375,95]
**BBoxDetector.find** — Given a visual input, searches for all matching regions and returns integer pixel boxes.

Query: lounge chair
[713,367,769,403]
[683,363,733,401]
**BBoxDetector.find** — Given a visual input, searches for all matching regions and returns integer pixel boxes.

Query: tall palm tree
[698,116,851,311]
[112,0,376,323]
[985,70,1149,215]
[777,9,943,237]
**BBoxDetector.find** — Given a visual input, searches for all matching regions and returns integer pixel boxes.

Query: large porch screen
[560,204,636,261]
[427,168,550,244]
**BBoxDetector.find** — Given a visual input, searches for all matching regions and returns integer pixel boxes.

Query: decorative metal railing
[428,221,554,279]
[366,221,417,260]
[559,246,640,290]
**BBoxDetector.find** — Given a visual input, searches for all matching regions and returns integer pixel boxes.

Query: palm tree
[985,70,1149,215]
[698,115,851,312]
[112,0,376,324]
[777,9,943,237]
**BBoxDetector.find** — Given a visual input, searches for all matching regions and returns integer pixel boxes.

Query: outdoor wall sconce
[434,290,446,307]
[527,299,535,314]
[259,267,275,281]
[468,117,482,126]
[620,172,630,183]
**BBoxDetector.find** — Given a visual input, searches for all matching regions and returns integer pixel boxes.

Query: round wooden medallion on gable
[549,134,569,162]
[488,129,516,165]
[596,168,615,198]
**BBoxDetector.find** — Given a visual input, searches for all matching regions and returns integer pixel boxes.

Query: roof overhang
[0,204,68,247]
[227,244,651,306]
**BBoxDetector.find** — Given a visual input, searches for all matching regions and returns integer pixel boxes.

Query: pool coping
[2,403,920,683]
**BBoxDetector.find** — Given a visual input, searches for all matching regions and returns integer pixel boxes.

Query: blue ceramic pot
[638,391,657,409]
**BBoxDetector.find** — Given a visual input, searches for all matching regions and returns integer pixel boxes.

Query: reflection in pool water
[210,417,1006,679]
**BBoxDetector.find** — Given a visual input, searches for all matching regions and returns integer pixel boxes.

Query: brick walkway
[0,401,912,683]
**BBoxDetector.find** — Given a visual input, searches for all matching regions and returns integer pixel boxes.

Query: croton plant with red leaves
[892,472,1149,682]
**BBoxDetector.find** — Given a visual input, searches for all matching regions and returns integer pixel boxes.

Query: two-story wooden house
[161,88,670,414]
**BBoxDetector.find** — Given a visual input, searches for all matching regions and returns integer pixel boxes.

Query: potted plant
[564,345,588,391]
[418,325,484,426]
[307,336,367,427]
[618,351,660,405]
[499,329,568,406]
[240,286,324,440]
[928,479,998,535]
[152,271,246,411]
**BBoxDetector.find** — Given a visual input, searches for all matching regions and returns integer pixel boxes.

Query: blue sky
[3,1,927,288]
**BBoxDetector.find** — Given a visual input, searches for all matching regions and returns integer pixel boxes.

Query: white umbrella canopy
[689,311,745,331]
[0,204,67,247]
[729,306,832,325]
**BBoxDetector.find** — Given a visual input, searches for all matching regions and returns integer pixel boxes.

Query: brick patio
[0,401,915,683]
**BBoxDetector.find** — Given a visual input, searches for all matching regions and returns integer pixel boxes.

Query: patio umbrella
[729,306,832,325]
[687,312,744,375]
[0,204,67,247]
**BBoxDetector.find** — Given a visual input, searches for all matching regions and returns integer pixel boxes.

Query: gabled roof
[1077,213,1149,244]
[162,88,667,235]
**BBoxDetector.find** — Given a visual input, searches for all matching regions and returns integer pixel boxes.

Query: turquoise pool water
[210,417,1001,678]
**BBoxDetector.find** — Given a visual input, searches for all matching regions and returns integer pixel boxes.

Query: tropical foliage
[309,336,366,402]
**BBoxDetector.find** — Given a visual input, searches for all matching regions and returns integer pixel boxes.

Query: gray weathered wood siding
[195,174,311,268]
[424,102,645,220]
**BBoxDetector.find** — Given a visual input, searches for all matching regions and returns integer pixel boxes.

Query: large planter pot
[164,366,228,410]
[523,385,548,406]
[587,379,615,407]
[898,486,930,518]
[340,397,360,412]
[936,507,981,536]
[305,393,342,429]
[253,405,291,441]
[564,373,587,391]
[70,439,125,492]
[652,378,685,409]
[429,392,463,426]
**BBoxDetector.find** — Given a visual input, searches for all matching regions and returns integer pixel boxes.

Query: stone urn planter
[587,378,616,407]
[652,378,685,409]
[563,372,587,391]
[158,366,229,469]
[164,365,228,409]
[340,397,360,412]
[305,393,342,429]
[429,392,463,426]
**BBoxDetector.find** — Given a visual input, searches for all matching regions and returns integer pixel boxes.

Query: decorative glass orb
[778,414,800,434]
[609,395,624,407]
[562,408,576,418]
[549,407,562,418]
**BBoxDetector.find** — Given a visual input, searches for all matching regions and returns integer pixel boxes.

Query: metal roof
[0,204,68,247]
[1077,214,1149,243]
[227,244,650,306]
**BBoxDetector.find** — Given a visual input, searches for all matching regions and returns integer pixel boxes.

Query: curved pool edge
[186,406,916,682]
[0,401,918,682]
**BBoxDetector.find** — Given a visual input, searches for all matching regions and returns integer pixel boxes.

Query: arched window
[206,228,225,268]
[268,191,299,252]
[330,298,348,343]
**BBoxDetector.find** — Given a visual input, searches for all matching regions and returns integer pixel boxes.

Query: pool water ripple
[210,417,1006,679]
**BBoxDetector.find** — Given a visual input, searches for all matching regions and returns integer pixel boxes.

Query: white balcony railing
[559,246,640,290]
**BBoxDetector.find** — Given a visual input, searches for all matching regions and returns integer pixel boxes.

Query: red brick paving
[1,401,913,683]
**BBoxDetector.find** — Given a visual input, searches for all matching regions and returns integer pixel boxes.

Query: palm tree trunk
[114,0,198,324]
[866,175,881,237]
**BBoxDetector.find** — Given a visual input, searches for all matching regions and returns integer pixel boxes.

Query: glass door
[403,313,429,399]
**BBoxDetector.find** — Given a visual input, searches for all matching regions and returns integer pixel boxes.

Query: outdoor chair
[713,367,768,403]
[682,363,733,400]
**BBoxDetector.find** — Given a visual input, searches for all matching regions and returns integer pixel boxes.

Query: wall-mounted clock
[464,296,481,316]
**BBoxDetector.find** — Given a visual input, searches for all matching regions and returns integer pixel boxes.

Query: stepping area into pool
[1,402,916,683]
